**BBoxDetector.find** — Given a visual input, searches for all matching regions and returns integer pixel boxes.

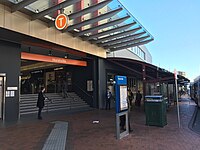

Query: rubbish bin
[145,95,167,127]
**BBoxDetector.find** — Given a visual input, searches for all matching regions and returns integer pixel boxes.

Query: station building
[0,0,189,122]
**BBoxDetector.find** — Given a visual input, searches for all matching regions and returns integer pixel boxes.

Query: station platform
[0,95,200,150]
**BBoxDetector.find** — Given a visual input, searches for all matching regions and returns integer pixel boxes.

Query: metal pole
[175,78,181,128]
[47,100,49,113]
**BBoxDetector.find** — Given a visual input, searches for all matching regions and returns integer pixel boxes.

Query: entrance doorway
[21,60,73,94]
[20,51,87,94]
[0,75,5,120]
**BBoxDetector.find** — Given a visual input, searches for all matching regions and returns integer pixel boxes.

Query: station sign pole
[115,75,129,139]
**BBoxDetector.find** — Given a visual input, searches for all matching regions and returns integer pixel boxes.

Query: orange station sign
[55,14,69,30]
[21,52,87,67]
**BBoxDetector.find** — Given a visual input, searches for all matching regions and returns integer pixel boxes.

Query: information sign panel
[120,85,128,111]
[115,76,128,113]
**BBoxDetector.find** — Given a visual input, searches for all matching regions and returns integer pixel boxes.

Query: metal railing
[73,83,93,106]
[44,93,52,113]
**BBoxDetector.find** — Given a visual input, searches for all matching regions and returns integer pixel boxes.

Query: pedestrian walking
[106,88,112,110]
[62,80,68,98]
[135,90,142,107]
[36,87,46,120]
[128,90,134,110]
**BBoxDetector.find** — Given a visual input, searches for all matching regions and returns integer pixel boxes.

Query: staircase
[20,92,91,116]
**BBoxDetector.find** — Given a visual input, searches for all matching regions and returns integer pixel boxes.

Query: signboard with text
[115,76,128,113]
[119,85,128,111]
[21,52,87,66]
[115,76,129,139]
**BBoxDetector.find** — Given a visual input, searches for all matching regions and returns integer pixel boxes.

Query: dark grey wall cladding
[98,58,133,109]
[98,58,106,109]
[0,40,21,122]
[70,58,96,107]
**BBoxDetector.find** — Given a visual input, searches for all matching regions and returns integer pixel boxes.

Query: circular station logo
[55,14,69,30]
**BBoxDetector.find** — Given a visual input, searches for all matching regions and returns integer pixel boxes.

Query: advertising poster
[120,85,128,111]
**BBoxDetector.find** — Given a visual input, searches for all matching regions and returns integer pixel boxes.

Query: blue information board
[115,76,128,113]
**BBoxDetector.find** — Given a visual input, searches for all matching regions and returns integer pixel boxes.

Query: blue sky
[120,0,200,81]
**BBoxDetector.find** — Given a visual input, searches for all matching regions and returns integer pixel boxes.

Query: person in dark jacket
[135,90,142,107]
[36,87,45,120]
[128,89,134,110]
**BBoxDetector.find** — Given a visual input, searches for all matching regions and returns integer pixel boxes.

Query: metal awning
[104,35,150,49]
[31,0,82,20]
[65,7,123,32]
[74,15,130,37]
[107,57,190,84]
[2,0,154,51]
[98,31,146,47]
[83,22,136,40]
[92,27,142,44]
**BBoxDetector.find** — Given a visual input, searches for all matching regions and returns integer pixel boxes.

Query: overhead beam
[92,26,142,44]
[109,60,154,79]
[109,57,158,69]
[145,77,175,83]
[104,35,150,49]
[21,41,87,57]
[110,39,154,51]
[11,0,38,13]
[83,22,136,41]
[32,0,81,20]
[69,0,113,19]
[65,7,123,32]
[73,15,130,37]
[98,31,146,47]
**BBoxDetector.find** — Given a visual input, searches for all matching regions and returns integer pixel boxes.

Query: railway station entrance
[19,45,97,116]
[21,60,73,94]
[20,44,88,94]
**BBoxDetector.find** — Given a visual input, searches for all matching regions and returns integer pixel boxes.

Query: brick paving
[0,95,200,150]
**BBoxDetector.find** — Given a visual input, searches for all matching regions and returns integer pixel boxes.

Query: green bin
[145,95,167,127]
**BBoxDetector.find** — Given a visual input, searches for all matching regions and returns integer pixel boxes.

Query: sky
[120,0,200,81]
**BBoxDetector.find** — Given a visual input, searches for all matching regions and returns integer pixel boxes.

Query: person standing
[129,90,134,110]
[128,96,133,132]
[36,87,45,120]
[62,80,68,98]
[135,90,142,107]
[106,88,112,110]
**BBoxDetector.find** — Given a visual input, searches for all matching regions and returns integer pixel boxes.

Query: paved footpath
[0,95,200,150]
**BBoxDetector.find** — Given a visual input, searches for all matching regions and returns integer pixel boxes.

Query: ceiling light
[64,54,68,59]
[48,50,52,56]
[54,67,64,71]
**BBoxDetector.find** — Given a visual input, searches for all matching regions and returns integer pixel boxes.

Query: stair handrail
[43,93,52,113]
[61,89,73,109]
[73,83,93,100]
[74,83,93,98]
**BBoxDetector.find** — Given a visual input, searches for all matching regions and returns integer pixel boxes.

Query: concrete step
[20,100,87,109]
[20,92,90,116]
[20,104,91,115]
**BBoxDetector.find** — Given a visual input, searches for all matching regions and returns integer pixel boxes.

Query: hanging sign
[55,14,69,30]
